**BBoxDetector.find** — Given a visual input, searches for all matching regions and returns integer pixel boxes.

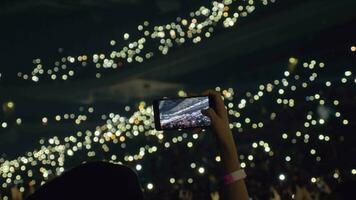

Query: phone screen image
[154,96,211,130]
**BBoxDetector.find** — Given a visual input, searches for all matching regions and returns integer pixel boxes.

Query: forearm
[219,136,249,200]
[201,90,249,200]
[220,140,240,173]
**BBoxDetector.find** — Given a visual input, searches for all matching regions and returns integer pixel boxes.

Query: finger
[201,108,218,123]
[192,128,202,134]
[202,90,227,118]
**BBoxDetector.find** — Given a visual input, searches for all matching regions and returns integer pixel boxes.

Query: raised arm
[202,90,249,200]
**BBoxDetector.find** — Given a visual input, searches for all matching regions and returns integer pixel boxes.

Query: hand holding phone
[200,90,232,146]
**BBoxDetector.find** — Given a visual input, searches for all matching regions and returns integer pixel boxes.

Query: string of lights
[14,0,276,83]
[1,54,355,199]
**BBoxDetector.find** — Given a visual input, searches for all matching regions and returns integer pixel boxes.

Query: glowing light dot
[147,183,154,190]
[136,164,142,171]
[289,57,298,64]
[333,100,339,105]
[16,118,22,125]
[296,131,301,137]
[192,134,199,139]
[310,149,316,155]
[67,149,74,156]
[110,40,116,46]
[164,142,170,148]
[6,101,14,109]
[169,178,175,184]
[178,90,187,97]
[32,76,39,82]
[187,142,193,148]
[311,177,316,183]
[124,33,130,40]
[279,174,286,181]
[1,122,7,128]
[352,169,356,175]
[252,142,258,148]
[42,117,48,124]
[333,173,339,179]
[198,167,205,174]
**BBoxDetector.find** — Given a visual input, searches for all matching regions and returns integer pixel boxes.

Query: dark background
[0,0,355,164]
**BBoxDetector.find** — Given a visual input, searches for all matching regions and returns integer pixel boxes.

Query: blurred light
[279,174,286,181]
[333,172,339,179]
[136,164,142,171]
[6,101,14,109]
[352,169,356,175]
[42,117,48,124]
[147,183,154,190]
[351,46,356,52]
[198,167,205,174]
[1,122,7,128]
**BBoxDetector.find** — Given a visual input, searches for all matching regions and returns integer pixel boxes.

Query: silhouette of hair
[26,161,144,200]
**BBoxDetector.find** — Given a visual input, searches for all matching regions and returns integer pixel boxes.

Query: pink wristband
[223,169,247,185]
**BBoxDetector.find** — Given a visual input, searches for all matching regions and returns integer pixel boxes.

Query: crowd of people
[161,112,210,129]
[1,159,354,200]
[1,87,355,200]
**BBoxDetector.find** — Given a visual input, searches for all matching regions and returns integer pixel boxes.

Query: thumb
[201,108,218,122]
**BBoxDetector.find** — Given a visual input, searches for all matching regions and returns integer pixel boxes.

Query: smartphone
[153,95,212,130]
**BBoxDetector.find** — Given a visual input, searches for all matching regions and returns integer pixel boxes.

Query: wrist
[220,149,240,173]
[219,139,238,157]
[216,130,236,148]
[221,158,241,173]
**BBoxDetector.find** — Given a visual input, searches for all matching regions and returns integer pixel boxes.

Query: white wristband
[223,169,247,185]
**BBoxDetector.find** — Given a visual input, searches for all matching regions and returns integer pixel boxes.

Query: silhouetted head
[27,161,144,200]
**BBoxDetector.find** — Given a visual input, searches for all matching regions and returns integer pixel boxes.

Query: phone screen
[154,96,211,130]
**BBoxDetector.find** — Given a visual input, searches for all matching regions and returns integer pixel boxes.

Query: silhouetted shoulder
[27,161,144,200]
